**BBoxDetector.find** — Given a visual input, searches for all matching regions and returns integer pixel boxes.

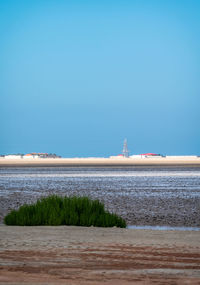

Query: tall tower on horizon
[122,138,129,157]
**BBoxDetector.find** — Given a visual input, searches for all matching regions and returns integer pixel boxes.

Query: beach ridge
[0,157,200,167]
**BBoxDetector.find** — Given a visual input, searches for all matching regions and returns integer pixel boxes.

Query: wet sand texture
[1,167,199,227]
[0,226,200,284]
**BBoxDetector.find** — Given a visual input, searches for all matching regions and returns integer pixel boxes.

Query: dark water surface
[0,166,200,227]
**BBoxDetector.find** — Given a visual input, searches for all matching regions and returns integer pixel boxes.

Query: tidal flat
[0,166,200,227]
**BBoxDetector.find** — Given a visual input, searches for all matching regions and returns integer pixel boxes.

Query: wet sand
[1,186,199,228]
[0,165,200,227]
[0,226,200,284]
[0,157,200,167]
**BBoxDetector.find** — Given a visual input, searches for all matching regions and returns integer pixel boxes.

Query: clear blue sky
[1,0,199,157]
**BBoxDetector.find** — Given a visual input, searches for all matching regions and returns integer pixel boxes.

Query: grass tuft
[4,195,126,228]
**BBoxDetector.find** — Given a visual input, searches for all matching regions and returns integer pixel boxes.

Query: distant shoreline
[0,157,200,167]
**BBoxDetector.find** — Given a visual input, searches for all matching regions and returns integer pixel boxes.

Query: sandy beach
[0,157,200,167]
[0,225,200,284]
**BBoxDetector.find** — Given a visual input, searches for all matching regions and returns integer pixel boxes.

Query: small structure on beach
[3,153,61,159]
[4,154,23,159]
[130,153,165,159]
[23,153,61,159]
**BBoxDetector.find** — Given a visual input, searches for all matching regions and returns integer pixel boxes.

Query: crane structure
[122,138,129,158]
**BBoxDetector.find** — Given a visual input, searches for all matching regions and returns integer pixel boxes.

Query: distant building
[23,153,61,159]
[39,153,61,158]
[165,156,198,159]
[3,153,61,159]
[130,155,144,159]
[23,153,39,159]
[4,155,23,159]
[130,153,165,158]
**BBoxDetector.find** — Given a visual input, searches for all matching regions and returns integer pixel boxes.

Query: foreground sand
[0,157,200,167]
[0,226,200,284]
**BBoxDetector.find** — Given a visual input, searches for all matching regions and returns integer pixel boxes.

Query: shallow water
[127,225,200,231]
[0,166,200,226]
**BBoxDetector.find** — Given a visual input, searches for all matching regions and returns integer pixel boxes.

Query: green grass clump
[4,195,126,228]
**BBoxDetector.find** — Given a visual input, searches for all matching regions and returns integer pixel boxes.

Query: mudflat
[1,165,200,227]
[0,226,200,284]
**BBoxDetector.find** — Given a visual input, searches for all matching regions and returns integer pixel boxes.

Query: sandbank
[0,157,200,167]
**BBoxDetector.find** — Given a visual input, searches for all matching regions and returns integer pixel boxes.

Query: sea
[0,166,200,229]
